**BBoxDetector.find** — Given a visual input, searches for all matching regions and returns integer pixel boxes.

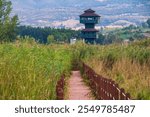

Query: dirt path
[68,71,94,100]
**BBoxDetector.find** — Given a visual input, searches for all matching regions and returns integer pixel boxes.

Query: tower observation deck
[80,9,100,44]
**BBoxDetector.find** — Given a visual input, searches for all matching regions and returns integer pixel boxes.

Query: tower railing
[80,19,99,24]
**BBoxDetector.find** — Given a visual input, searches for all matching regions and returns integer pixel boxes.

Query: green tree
[147,18,150,28]
[0,0,18,42]
[47,35,55,44]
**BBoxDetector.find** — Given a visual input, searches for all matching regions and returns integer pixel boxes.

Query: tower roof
[80,9,100,17]
[84,9,95,13]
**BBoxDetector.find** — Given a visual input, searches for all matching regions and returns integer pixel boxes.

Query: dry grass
[85,58,150,99]
[81,39,150,99]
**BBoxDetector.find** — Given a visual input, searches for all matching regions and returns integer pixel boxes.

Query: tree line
[102,19,150,44]
[17,26,80,43]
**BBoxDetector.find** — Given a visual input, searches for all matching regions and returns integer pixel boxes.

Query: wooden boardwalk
[68,71,93,100]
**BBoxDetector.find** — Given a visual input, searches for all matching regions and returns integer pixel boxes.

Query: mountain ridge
[10,0,150,28]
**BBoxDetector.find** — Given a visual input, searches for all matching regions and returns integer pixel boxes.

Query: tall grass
[79,39,150,99]
[0,38,150,100]
[0,40,73,100]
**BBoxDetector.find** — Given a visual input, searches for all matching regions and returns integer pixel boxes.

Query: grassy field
[0,40,73,99]
[78,39,150,99]
[0,39,150,99]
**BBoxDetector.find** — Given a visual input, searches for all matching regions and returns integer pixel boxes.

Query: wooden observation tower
[80,9,100,44]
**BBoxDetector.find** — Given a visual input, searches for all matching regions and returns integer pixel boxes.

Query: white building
[70,38,77,45]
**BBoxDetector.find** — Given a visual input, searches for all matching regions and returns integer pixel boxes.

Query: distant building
[79,9,100,44]
[123,39,130,46]
[70,38,77,44]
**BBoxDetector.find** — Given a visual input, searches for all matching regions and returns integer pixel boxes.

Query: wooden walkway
[68,71,94,100]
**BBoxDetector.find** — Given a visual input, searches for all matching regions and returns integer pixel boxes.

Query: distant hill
[109,20,137,27]
[10,0,150,28]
